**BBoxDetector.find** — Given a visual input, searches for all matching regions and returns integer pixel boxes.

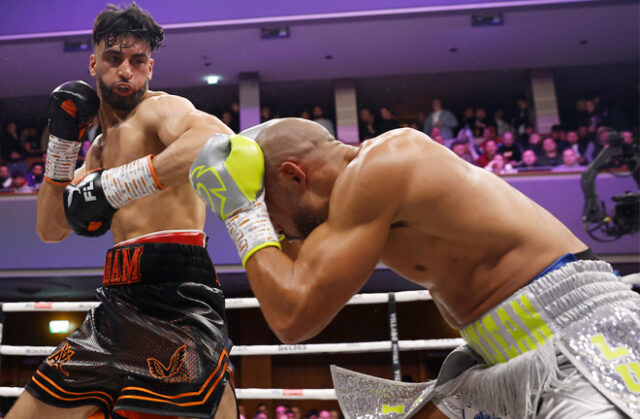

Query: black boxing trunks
[25,230,234,419]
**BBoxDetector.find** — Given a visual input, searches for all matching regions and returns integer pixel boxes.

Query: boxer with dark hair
[191,118,639,418]
[8,3,236,419]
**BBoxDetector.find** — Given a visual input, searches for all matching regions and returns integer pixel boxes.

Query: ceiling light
[49,320,70,334]
[205,75,221,85]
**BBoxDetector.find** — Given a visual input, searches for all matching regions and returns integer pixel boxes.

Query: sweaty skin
[36,38,233,244]
[246,120,587,344]
[25,37,236,419]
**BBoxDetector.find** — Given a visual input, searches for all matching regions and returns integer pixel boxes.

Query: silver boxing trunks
[332,260,640,418]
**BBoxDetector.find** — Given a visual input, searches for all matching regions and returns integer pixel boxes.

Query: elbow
[36,225,68,243]
[270,314,314,344]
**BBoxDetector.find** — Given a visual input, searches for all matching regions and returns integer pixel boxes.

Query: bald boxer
[191,119,640,418]
[8,4,236,419]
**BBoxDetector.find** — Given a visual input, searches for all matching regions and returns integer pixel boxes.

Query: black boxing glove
[63,155,166,237]
[45,80,100,185]
[63,170,115,237]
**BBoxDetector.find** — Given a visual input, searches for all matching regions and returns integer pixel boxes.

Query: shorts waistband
[460,259,632,366]
[103,242,219,288]
[114,230,207,247]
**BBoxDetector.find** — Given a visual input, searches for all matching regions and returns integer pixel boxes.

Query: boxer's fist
[48,80,100,141]
[63,170,116,237]
[190,134,266,220]
[190,134,280,266]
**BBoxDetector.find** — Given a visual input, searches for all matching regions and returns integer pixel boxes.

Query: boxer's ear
[89,54,97,77]
[148,58,154,80]
[279,162,306,190]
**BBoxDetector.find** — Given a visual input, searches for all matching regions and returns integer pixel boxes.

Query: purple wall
[0,173,637,271]
[0,0,572,38]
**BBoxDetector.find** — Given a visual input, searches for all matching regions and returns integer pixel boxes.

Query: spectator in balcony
[5,151,29,175]
[0,164,12,191]
[416,111,427,131]
[516,122,534,149]
[221,111,234,130]
[473,108,493,138]
[485,154,516,175]
[26,162,44,191]
[537,137,561,167]
[358,108,377,142]
[459,106,475,133]
[512,97,533,134]
[1,122,25,161]
[475,139,499,168]
[560,130,594,165]
[573,99,589,128]
[498,131,522,164]
[552,149,584,172]
[493,109,511,137]
[230,102,241,132]
[525,132,543,155]
[261,106,273,122]
[313,105,336,136]
[10,171,33,194]
[451,140,475,164]
[20,127,41,154]
[375,107,399,134]
[517,149,543,171]
[585,100,603,133]
[423,98,458,139]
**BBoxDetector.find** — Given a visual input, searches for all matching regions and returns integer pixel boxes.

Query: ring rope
[0,290,433,312]
[0,339,465,357]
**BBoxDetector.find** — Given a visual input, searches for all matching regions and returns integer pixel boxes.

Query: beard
[98,76,147,113]
[292,204,326,240]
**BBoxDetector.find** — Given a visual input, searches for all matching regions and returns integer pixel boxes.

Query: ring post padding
[388,292,401,381]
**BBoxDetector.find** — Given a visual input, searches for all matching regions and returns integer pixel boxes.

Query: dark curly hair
[93,2,164,51]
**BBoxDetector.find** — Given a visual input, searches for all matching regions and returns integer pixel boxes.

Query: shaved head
[254,118,335,180]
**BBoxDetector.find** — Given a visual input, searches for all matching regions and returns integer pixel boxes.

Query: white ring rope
[0,290,433,312]
[0,339,464,357]
[0,386,337,400]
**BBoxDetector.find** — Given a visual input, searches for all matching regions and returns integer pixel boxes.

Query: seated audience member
[358,108,377,142]
[560,130,594,165]
[318,410,330,419]
[313,105,336,136]
[290,405,301,419]
[550,124,566,144]
[512,97,533,134]
[481,126,498,144]
[536,137,561,167]
[376,107,400,134]
[329,409,340,419]
[221,111,234,129]
[299,110,311,120]
[622,130,636,145]
[485,154,516,175]
[26,162,44,191]
[473,107,492,138]
[1,122,25,161]
[423,98,458,139]
[552,148,584,172]
[493,108,511,137]
[10,171,33,194]
[517,149,546,172]
[525,132,542,154]
[5,151,29,175]
[0,164,12,190]
[585,100,603,133]
[285,408,296,419]
[516,122,535,149]
[275,405,287,419]
[261,106,273,122]
[451,140,475,164]
[254,413,268,419]
[475,139,499,168]
[306,409,319,419]
[459,107,475,133]
[497,131,522,163]
[20,126,41,154]
[238,404,247,419]
[416,111,427,130]
[573,99,590,128]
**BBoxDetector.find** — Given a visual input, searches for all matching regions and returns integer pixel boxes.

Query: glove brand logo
[103,246,143,286]
[45,342,75,377]
[147,344,188,382]
[82,180,97,202]
[190,165,230,219]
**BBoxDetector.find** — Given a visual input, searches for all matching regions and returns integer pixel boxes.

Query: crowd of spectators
[0,92,636,195]
[240,403,342,419]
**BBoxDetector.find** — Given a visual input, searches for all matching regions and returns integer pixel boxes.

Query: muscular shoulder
[136,92,195,126]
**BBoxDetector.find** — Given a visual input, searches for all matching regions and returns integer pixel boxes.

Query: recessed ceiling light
[579,39,589,45]
[205,75,221,85]
[449,47,458,53]
[325,55,333,60]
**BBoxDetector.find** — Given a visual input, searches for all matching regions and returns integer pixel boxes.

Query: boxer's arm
[246,166,400,344]
[147,95,234,186]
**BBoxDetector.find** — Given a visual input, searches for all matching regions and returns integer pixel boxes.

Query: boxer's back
[85,91,206,243]
[342,129,586,326]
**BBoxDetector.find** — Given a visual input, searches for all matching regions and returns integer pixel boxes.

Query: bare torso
[83,92,206,243]
[342,129,587,327]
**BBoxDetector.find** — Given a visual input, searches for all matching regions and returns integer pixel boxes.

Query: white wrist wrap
[224,200,281,267]
[45,135,82,182]
[101,155,165,209]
